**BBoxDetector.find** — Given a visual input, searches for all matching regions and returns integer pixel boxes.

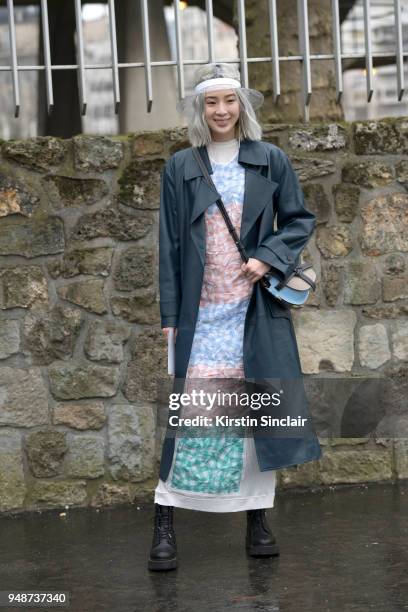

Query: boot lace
[154,505,174,541]
[248,508,270,534]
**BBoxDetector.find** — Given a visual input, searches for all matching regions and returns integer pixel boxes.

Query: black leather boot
[148,503,178,571]
[246,508,280,557]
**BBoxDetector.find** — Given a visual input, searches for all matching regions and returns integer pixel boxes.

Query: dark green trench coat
[158,138,322,481]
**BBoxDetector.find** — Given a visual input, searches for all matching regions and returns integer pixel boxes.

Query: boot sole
[148,557,178,571]
[246,542,280,557]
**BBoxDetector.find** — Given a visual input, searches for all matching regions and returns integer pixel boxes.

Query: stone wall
[0,120,407,514]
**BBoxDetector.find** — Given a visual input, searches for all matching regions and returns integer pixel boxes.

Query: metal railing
[1,0,407,122]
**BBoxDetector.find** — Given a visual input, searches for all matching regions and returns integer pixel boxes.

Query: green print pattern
[171,435,244,494]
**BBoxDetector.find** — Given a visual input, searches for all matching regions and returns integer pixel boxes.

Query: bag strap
[275,262,316,292]
[192,147,274,290]
[192,147,250,265]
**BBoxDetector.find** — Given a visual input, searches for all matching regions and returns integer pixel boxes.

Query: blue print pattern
[170,153,252,494]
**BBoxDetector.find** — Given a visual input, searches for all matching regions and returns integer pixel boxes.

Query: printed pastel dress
[154,139,276,512]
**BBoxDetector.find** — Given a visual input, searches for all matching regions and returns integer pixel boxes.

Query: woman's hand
[241,258,271,283]
[162,327,178,340]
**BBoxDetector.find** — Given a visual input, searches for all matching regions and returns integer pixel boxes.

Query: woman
[148,63,322,571]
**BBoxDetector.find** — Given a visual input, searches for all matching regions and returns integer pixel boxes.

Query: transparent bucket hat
[176,76,265,116]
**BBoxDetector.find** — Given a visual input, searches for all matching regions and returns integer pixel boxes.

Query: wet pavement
[1,481,408,612]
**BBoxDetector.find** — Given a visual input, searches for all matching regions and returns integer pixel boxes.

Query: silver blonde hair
[177,63,264,147]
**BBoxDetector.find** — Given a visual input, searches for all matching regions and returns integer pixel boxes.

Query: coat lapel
[240,166,279,241]
[184,139,279,268]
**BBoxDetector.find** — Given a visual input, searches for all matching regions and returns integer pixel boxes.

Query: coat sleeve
[159,156,181,328]
[253,150,316,280]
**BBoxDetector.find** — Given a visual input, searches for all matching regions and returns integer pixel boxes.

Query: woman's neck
[207,138,239,163]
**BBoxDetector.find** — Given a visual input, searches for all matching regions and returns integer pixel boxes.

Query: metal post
[268,0,280,103]
[140,0,153,113]
[6,0,20,117]
[237,0,248,88]
[108,0,120,113]
[394,0,404,101]
[363,0,373,103]
[74,0,87,115]
[174,0,185,100]
[206,0,215,64]
[331,0,343,104]
[297,0,312,122]
[40,0,54,114]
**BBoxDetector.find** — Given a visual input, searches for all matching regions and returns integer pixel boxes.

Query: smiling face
[203,89,240,141]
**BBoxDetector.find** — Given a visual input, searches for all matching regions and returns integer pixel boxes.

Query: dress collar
[184,139,269,180]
